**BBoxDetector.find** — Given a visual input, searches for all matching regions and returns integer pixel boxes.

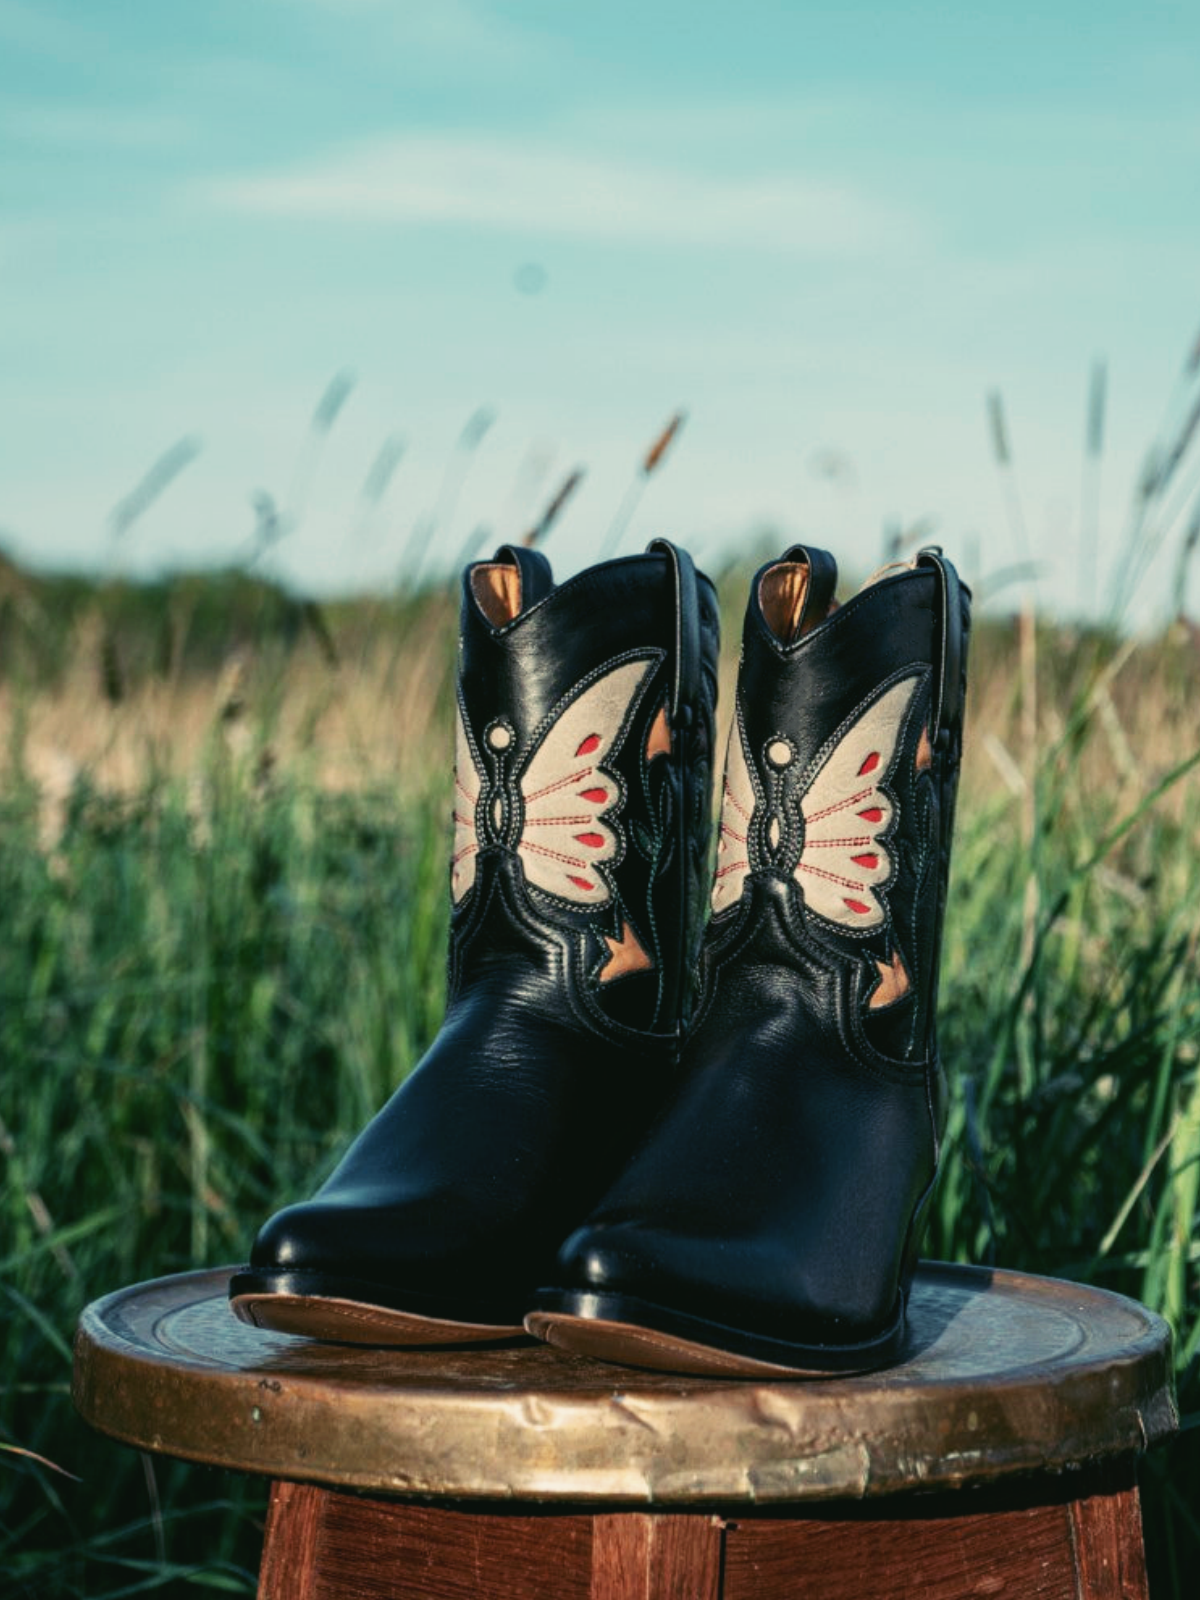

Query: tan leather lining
[471,564,522,626]
[759,563,811,644]
[645,703,672,761]
[599,921,654,984]
[869,951,912,1011]
[915,725,933,772]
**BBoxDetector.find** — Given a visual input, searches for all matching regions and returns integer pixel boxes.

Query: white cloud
[201,132,923,258]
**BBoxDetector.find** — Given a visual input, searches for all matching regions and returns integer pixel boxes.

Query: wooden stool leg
[254,1466,1149,1600]
[590,1513,724,1600]
[257,1484,596,1598]
[717,1462,1150,1600]
[259,1481,324,1600]
[255,1490,726,1599]
[1068,1476,1149,1600]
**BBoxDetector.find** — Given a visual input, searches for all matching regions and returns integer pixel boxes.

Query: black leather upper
[551,548,971,1347]
[450,543,719,1038]
[245,544,720,1316]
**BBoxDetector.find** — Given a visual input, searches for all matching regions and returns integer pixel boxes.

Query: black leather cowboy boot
[527,544,970,1375]
[229,540,719,1342]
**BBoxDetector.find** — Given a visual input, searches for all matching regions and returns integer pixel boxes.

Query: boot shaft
[710,545,970,1066]
[450,542,720,1040]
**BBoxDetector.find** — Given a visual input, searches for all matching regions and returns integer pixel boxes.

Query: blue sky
[3,1,1199,618]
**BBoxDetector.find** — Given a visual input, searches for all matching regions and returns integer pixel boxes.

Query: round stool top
[73,1262,1176,1506]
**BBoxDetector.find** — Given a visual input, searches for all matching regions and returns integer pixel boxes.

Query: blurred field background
[7,5,1200,1594]
[1,395,1199,1592]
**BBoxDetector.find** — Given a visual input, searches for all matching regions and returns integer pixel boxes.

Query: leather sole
[525,1290,906,1377]
[228,1268,525,1346]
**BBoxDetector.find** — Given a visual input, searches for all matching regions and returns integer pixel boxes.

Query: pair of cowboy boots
[229,536,969,1376]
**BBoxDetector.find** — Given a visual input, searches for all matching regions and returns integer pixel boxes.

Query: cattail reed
[1114,323,1200,612]
[523,466,585,548]
[354,433,408,551]
[108,436,202,546]
[361,434,407,509]
[311,368,357,436]
[1172,501,1200,622]
[248,490,287,564]
[985,388,1039,1067]
[286,368,357,528]
[642,410,686,474]
[1081,359,1107,614]
[599,410,688,561]
[400,405,496,588]
[1158,393,1200,496]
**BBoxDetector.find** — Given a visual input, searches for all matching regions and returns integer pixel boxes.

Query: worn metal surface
[72,1262,1177,1505]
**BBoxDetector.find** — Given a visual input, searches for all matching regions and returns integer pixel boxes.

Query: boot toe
[248,1193,497,1286]
[554,1221,747,1323]
[555,1221,674,1296]
[553,1218,901,1350]
[249,1200,343,1274]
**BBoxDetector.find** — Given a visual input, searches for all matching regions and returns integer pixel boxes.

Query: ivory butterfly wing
[451,701,482,904]
[710,673,922,929]
[451,656,655,909]
[796,674,920,929]
[711,714,756,916]
[518,657,652,905]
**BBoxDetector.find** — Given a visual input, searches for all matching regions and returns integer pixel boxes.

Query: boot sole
[525,1290,905,1377]
[228,1268,525,1346]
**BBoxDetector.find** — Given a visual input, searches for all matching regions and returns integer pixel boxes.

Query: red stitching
[714,860,749,879]
[524,766,592,804]
[803,835,874,849]
[524,814,601,827]
[523,842,588,868]
[724,779,752,822]
[796,860,869,891]
[805,785,875,824]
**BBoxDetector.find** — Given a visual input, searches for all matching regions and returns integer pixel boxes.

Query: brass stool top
[73,1262,1176,1506]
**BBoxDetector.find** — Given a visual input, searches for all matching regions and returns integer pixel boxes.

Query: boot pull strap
[492,544,555,608]
[917,548,968,745]
[647,538,700,723]
[774,544,839,639]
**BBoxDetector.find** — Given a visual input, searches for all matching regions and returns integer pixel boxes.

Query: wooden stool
[73,1262,1176,1599]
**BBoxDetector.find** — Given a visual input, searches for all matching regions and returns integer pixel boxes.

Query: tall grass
[0,560,1197,1596]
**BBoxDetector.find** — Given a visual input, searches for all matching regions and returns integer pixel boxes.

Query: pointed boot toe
[531,1204,909,1377]
[231,541,720,1346]
[528,545,970,1377]
[231,1195,533,1342]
